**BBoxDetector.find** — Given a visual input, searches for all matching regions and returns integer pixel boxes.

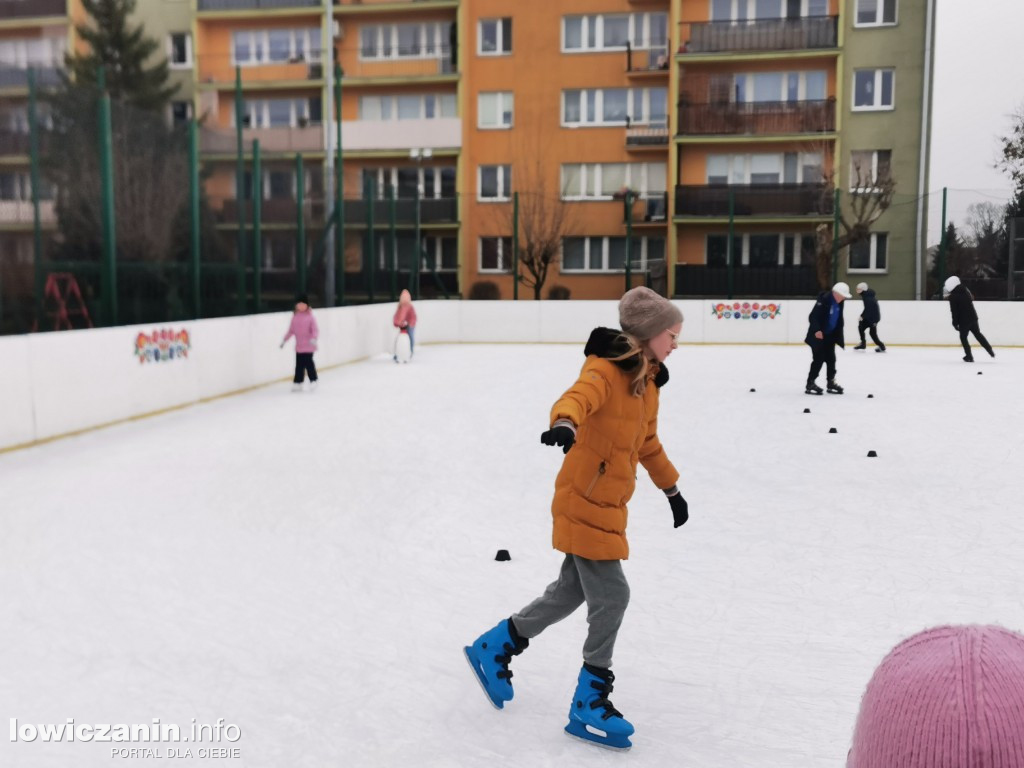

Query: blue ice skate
[463,618,529,710]
[564,663,634,751]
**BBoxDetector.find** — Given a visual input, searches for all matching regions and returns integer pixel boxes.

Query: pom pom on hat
[849,624,1024,768]
[618,287,683,340]
[856,282,868,294]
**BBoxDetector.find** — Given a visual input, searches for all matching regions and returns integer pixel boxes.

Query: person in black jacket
[943,275,995,362]
[804,282,851,395]
[853,282,886,352]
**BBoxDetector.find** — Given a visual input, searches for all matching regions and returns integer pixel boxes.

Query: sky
[3,342,1023,767]
[928,0,1023,240]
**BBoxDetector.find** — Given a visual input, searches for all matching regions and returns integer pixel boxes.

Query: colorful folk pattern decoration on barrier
[135,329,191,363]
[711,301,781,320]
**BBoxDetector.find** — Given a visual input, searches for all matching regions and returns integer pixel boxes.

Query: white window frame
[358,93,456,121]
[169,100,193,125]
[848,232,889,273]
[231,28,321,67]
[167,32,193,69]
[478,91,514,129]
[705,232,815,266]
[479,236,514,272]
[561,12,668,53]
[560,162,666,200]
[561,87,667,127]
[705,153,823,184]
[478,165,512,202]
[0,37,66,68]
[262,235,297,273]
[364,166,454,200]
[710,0,828,22]
[360,22,448,62]
[560,235,664,273]
[730,70,828,103]
[235,98,317,129]
[854,0,898,27]
[477,18,512,56]
[852,68,895,111]
[849,149,891,192]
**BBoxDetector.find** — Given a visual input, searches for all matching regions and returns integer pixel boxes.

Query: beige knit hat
[618,287,683,340]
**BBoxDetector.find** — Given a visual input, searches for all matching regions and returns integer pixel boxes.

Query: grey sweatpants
[511,553,630,669]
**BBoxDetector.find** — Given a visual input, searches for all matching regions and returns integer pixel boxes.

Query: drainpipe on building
[915,0,937,300]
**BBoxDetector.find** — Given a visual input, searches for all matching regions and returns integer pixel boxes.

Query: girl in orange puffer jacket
[464,287,687,751]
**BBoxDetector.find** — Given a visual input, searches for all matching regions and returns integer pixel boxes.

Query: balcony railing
[0,65,62,90]
[339,45,456,80]
[677,99,835,136]
[198,0,321,11]
[625,124,669,148]
[674,264,820,297]
[335,0,458,6]
[626,42,670,73]
[343,197,458,224]
[675,184,833,217]
[200,125,324,154]
[0,130,30,157]
[197,54,324,87]
[0,0,67,18]
[679,16,838,54]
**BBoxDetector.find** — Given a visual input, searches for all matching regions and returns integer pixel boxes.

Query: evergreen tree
[66,0,178,110]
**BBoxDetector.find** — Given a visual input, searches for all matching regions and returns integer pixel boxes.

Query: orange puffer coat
[548,328,679,561]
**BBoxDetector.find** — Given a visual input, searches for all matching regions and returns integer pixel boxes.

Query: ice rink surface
[2,341,1023,767]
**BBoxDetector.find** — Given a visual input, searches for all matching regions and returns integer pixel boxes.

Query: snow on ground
[2,341,1023,768]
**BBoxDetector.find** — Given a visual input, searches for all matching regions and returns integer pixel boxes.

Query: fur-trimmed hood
[583,327,669,388]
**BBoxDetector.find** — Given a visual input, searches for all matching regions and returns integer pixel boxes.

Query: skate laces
[493,637,528,681]
[588,676,624,721]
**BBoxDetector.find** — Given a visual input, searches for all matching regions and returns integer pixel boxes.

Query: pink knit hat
[849,625,1024,768]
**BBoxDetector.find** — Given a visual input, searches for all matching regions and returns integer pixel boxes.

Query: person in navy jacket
[804,282,851,395]
[854,282,886,352]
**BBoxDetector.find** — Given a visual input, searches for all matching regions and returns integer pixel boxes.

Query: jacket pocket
[584,461,607,499]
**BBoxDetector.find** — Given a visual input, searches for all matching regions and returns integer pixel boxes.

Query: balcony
[200,125,324,155]
[0,0,67,18]
[218,198,323,225]
[197,55,324,88]
[674,184,833,218]
[340,117,460,153]
[626,42,670,74]
[625,193,668,223]
[677,99,835,136]
[198,0,320,11]
[674,264,820,297]
[625,124,669,149]
[334,0,459,11]
[0,200,55,226]
[678,16,838,55]
[343,197,458,225]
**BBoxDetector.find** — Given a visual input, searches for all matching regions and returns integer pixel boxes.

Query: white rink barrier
[1,298,1021,451]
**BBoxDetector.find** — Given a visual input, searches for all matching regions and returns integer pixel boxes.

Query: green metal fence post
[938,186,948,294]
[98,66,117,326]
[189,119,201,318]
[512,191,519,300]
[832,188,840,287]
[388,184,397,300]
[366,175,375,303]
[335,63,344,306]
[727,186,735,300]
[28,68,44,327]
[296,153,306,296]
[252,139,262,312]
[625,191,634,293]
[411,180,420,299]
[234,67,246,280]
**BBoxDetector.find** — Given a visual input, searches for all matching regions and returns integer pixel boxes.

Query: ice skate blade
[564,721,632,752]
[462,646,504,710]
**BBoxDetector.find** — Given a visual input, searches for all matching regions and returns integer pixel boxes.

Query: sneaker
[963,355,974,363]
[805,381,823,395]
[827,380,844,395]
[854,343,866,351]
[875,346,886,353]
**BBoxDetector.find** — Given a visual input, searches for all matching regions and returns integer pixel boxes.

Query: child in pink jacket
[280,295,319,391]
[392,289,417,361]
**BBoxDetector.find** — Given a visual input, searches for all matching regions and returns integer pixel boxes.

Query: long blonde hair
[609,332,651,398]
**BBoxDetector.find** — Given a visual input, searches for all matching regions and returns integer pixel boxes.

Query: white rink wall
[1,298,1021,451]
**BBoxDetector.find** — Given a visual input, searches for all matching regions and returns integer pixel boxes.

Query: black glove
[666,489,688,528]
[540,424,575,454]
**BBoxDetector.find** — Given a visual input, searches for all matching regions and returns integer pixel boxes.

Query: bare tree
[492,127,577,300]
[812,156,895,291]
